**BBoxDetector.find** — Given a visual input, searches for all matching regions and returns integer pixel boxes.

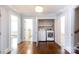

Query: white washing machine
[46,30,54,41]
[38,29,46,41]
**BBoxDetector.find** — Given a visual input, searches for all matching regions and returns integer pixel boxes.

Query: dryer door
[47,31,54,41]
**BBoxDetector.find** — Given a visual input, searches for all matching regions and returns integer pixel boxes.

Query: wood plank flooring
[32,42,61,54]
[17,41,69,54]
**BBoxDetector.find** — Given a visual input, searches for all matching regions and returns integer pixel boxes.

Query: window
[10,15,18,33]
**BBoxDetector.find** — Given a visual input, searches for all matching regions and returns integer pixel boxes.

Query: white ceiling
[8,5,66,16]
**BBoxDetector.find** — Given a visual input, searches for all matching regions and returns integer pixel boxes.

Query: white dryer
[46,30,54,41]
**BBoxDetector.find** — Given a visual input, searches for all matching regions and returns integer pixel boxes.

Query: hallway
[0,5,76,54]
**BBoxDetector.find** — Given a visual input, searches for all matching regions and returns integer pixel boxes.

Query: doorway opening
[24,19,33,54]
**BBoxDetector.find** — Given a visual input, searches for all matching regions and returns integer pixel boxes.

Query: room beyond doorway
[23,19,33,54]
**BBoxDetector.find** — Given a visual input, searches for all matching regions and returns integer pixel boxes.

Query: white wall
[0,6,21,54]
[0,6,10,53]
[64,6,76,53]
[55,6,76,53]
[55,16,61,46]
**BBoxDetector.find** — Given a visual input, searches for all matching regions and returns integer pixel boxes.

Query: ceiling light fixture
[35,6,43,13]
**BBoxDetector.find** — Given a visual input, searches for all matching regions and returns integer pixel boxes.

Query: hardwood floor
[18,41,32,54]
[17,41,69,54]
[32,42,61,54]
